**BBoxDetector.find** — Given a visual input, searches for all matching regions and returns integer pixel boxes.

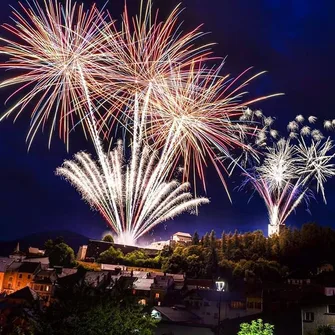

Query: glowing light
[56,96,209,246]
[241,115,335,233]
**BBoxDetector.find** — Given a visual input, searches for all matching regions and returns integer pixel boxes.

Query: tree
[192,231,200,245]
[98,246,124,264]
[221,232,227,254]
[34,282,157,335]
[102,234,114,243]
[317,325,335,335]
[209,229,216,248]
[238,319,274,335]
[48,242,75,267]
[202,232,210,247]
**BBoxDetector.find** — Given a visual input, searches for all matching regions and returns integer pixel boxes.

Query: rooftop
[173,232,192,238]
[153,306,201,323]
[0,257,14,272]
[8,287,40,302]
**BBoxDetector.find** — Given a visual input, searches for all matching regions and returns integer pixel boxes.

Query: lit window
[155,293,160,299]
[138,299,146,305]
[303,312,314,322]
[132,289,136,295]
[46,286,49,292]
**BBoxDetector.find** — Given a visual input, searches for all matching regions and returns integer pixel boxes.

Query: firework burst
[56,97,209,245]
[241,115,335,235]
[0,0,116,148]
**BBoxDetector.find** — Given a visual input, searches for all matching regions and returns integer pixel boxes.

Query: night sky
[0,0,334,242]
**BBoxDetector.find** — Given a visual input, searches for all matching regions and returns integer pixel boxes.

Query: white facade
[76,245,88,261]
[147,240,170,250]
[268,224,285,237]
[172,232,192,243]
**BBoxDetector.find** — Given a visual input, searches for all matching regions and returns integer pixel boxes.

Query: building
[184,289,261,326]
[172,232,192,244]
[9,243,26,262]
[287,270,312,286]
[2,262,41,294]
[301,297,335,335]
[27,247,45,257]
[76,245,88,261]
[0,258,14,293]
[133,277,154,305]
[30,269,57,306]
[268,223,285,237]
[151,275,175,306]
[147,240,170,250]
[0,287,42,332]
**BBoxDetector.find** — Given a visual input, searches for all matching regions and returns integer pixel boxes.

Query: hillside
[0,230,89,256]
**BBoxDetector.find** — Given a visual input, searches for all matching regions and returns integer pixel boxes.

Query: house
[185,278,215,291]
[0,258,14,292]
[287,269,312,286]
[23,257,49,269]
[301,297,335,335]
[172,232,192,244]
[132,277,154,305]
[314,272,335,297]
[27,247,45,257]
[9,243,26,262]
[151,275,174,306]
[2,262,41,294]
[0,287,41,333]
[30,269,57,306]
[184,289,261,326]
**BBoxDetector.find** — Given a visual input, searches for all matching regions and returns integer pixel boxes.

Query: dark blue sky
[0,0,334,242]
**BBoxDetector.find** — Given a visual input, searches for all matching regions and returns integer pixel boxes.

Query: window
[155,293,160,299]
[8,277,13,282]
[17,282,21,288]
[132,289,136,295]
[18,274,23,279]
[34,284,40,291]
[8,283,12,289]
[328,305,335,314]
[303,312,314,322]
[231,301,245,309]
[27,275,31,280]
[46,286,49,292]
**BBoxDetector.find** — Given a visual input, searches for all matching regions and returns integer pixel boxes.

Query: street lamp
[215,279,225,335]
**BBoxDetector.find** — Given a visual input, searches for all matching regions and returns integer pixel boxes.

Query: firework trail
[0,0,281,198]
[0,0,115,149]
[239,113,335,235]
[56,94,209,245]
